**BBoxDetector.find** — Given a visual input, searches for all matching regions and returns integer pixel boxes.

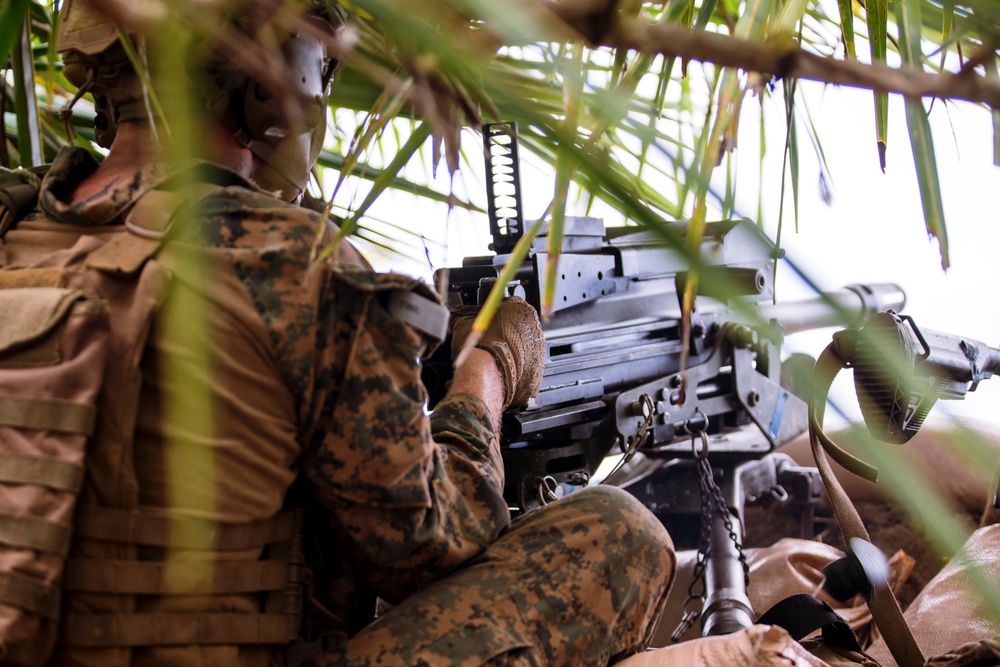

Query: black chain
[602,394,655,485]
[696,454,750,587]
[670,428,750,642]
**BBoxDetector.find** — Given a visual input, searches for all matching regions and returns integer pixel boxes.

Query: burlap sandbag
[653,540,914,648]
[619,623,834,667]
[866,525,1000,667]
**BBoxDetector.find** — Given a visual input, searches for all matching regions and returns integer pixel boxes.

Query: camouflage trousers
[308,485,676,667]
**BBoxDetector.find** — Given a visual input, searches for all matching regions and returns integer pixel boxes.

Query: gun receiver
[425,216,905,512]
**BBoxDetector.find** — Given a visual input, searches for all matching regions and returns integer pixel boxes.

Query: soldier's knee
[558,486,675,651]
[560,485,675,576]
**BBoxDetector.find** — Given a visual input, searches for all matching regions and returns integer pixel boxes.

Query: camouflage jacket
[6,147,510,647]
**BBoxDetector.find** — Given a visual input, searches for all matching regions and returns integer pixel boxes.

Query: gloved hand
[450,297,546,408]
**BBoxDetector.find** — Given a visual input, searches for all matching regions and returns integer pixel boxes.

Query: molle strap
[0,267,67,289]
[0,570,61,620]
[74,507,296,550]
[60,510,308,647]
[60,611,299,647]
[64,559,299,595]
[0,395,97,436]
[0,452,85,493]
[0,514,72,556]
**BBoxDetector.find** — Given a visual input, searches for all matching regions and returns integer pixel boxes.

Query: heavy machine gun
[421,124,907,638]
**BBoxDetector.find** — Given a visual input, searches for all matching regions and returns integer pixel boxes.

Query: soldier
[0,1,676,666]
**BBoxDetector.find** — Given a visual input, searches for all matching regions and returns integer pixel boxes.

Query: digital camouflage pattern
[307,485,676,667]
[5,147,676,666]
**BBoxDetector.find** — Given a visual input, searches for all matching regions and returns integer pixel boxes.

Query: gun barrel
[761,283,906,335]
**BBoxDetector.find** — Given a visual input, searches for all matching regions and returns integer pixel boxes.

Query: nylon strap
[60,611,297,647]
[0,570,61,620]
[85,188,174,275]
[0,452,85,492]
[84,233,160,276]
[0,513,72,556]
[86,185,225,275]
[387,289,449,344]
[74,507,295,550]
[809,344,925,667]
[0,394,96,435]
[0,267,66,289]
[64,559,294,595]
[757,593,862,652]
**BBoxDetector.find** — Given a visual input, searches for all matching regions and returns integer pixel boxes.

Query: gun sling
[809,345,925,667]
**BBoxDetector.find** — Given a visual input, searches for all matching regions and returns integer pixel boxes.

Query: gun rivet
[630,399,652,418]
[747,391,760,407]
[656,401,667,415]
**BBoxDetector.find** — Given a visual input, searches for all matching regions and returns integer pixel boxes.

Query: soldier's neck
[69,122,252,204]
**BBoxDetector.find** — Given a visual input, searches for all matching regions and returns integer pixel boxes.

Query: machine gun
[421,123,907,638]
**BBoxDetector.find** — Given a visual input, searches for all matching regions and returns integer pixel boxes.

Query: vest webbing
[59,508,306,648]
[64,559,296,595]
[73,506,297,550]
[0,286,105,641]
[69,185,304,649]
[0,394,96,435]
[0,570,62,620]
[60,612,299,647]
[0,451,85,493]
[0,170,308,658]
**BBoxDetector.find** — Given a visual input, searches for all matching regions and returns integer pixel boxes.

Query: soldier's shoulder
[197,183,315,216]
[190,185,326,248]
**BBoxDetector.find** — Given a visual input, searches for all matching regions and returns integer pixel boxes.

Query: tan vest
[0,173,305,667]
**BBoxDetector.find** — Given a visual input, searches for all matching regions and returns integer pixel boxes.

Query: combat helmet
[58,0,347,202]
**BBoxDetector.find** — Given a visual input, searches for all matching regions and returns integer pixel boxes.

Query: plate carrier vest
[0,165,305,666]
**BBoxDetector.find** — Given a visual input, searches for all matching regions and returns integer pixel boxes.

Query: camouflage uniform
[3,147,675,666]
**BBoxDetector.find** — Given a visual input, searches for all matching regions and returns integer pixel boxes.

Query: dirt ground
[762,425,998,607]
[744,496,981,609]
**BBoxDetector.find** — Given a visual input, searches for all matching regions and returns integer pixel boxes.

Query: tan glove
[450,297,546,408]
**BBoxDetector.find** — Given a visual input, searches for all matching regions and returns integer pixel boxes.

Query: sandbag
[618,623,834,667]
[866,525,1000,667]
[654,539,914,648]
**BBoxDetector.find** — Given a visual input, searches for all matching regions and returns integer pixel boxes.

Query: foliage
[4,0,1000,631]
[6,1,999,265]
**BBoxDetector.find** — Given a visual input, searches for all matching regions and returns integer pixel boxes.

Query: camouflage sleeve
[303,266,510,603]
